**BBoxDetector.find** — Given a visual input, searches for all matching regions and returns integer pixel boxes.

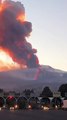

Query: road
[0,109,67,120]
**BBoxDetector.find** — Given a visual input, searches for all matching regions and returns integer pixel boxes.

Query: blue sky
[17,0,67,71]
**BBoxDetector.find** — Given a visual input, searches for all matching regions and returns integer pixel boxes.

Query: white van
[62,98,67,110]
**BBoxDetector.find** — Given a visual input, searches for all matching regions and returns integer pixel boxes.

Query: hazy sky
[17,0,67,71]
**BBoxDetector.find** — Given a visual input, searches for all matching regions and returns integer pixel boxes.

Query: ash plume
[0,0,39,68]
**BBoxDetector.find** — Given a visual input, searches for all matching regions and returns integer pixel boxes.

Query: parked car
[28,97,40,109]
[51,97,63,109]
[17,96,27,109]
[40,97,50,110]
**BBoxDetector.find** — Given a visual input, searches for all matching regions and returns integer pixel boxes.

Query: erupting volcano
[0,0,39,71]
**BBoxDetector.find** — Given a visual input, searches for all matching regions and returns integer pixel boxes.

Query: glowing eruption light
[0,0,39,71]
[0,48,20,71]
[17,14,25,22]
[0,49,14,64]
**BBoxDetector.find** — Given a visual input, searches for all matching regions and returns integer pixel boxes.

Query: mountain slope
[0,65,67,91]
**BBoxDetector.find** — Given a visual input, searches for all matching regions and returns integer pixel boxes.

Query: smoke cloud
[0,0,39,68]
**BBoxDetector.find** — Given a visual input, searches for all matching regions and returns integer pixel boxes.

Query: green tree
[23,89,34,98]
[40,86,53,97]
[58,84,67,97]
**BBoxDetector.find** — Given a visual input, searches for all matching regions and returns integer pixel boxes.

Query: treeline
[40,83,67,97]
[0,83,67,98]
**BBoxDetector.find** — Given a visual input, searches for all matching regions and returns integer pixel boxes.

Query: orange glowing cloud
[0,2,9,12]
[0,0,39,68]
[17,13,25,22]
[0,4,3,12]
[0,49,20,71]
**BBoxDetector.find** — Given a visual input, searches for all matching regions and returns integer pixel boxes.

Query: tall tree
[58,84,67,97]
[40,86,53,97]
[23,89,34,98]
